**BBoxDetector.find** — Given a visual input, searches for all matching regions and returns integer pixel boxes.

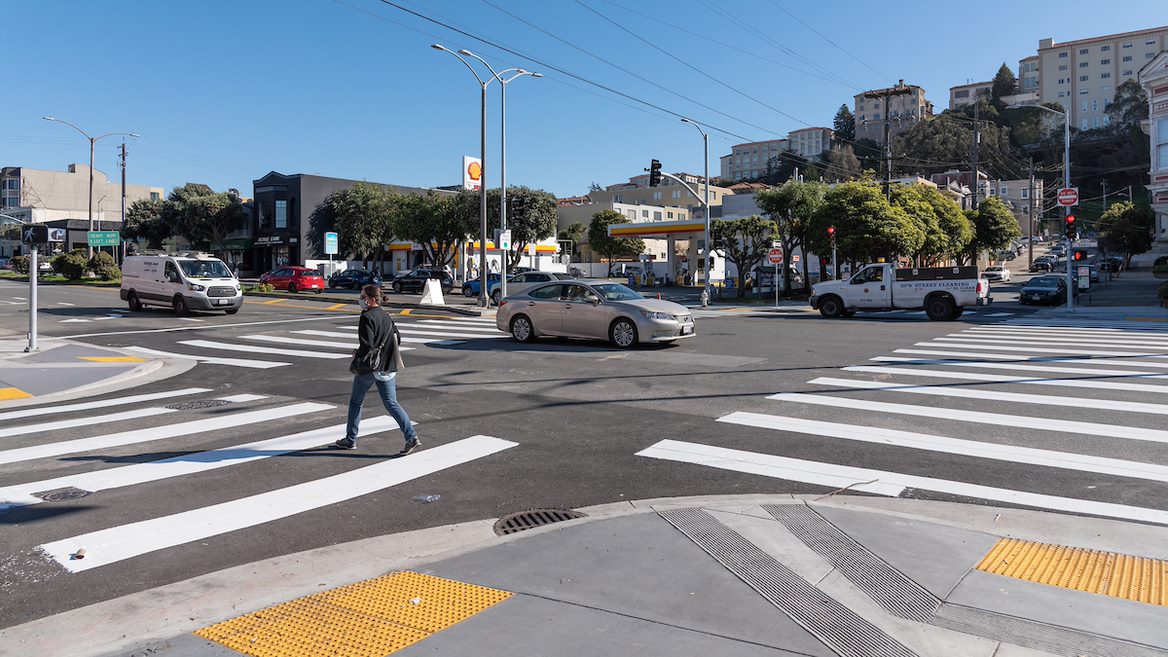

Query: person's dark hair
[361,284,381,302]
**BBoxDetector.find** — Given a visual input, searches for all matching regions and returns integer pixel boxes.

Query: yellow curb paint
[261,298,288,305]
[77,356,147,363]
[0,387,33,401]
[977,538,1167,606]
[195,571,511,656]
[400,309,413,316]
[325,303,347,311]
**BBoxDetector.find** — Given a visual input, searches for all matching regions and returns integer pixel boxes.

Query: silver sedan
[495,280,696,348]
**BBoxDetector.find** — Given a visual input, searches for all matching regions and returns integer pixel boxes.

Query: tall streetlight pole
[459,53,541,302]
[432,45,498,308]
[681,118,712,306]
[42,117,138,258]
[1009,102,1072,311]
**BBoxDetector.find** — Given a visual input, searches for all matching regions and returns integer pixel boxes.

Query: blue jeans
[345,372,417,444]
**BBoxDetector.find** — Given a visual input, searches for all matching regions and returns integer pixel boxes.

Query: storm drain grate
[32,486,92,502]
[659,508,920,657]
[166,399,231,410]
[764,504,940,623]
[493,508,587,536]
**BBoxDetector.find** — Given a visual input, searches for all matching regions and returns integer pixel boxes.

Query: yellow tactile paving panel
[0,387,33,401]
[977,538,1168,607]
[77,356,146,363]
[195,571,512,656]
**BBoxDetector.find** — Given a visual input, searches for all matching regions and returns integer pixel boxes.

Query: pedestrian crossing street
[638,317,1168,526]
[0,387,517,573]
[124,315,505,369]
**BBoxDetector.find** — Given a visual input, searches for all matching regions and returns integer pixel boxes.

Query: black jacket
[355,307,402,373]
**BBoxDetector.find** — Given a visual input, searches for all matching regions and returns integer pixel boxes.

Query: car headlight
[187,283,205,291]
[640,310,674,320]
[235,284,242,291]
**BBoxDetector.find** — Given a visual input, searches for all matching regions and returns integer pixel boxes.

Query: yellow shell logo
[467,161,483,181]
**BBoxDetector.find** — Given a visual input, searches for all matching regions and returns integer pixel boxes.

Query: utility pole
[1028,158,1035,272]
[119,142,127,264]
[971,101,981,210]
[863,80,914,201]
[1102,179,1108,212]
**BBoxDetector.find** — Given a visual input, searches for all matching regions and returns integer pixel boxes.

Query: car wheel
[392,282,402,294]
[328,282,336,289]
[314,289,323,294]
[925,295,956,321]
[818,295,844,318]
[610,318,639,348]
[288,283,298,294]
[491,289,501,304]
[462,285,474,297]
[173,295,190,316]
[127,291,143,312]
[510,315,535,343]
[949,307,965,320]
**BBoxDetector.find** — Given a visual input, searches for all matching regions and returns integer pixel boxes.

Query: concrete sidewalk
[0,338,192,406]
[9,495,1166,657]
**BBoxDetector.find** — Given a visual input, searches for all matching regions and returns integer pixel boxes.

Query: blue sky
[4,1,1163,199]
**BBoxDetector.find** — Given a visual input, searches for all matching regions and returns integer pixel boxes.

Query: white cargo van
[120,254,242,315]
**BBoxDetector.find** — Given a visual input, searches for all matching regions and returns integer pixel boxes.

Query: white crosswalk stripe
[126,346,289,369]
[0,388,211,423]
[177,340,349,359]
[40,435,518,572]
[397,328,507,340]
[633,318,1168,527]
[413,320,502,333]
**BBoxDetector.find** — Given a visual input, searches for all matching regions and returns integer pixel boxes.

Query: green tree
[710,215,778,298]
[1098,201,1154,267]
[833,104,855,143]
[328,182,398,270]
[889,184,971,265]
[395,192,471,268]
[969,196,1021,262]
[587,210,644,274]
[558,221,587,257]
[1107,79,1148,131]
[755,180,826,293]
[52,249,89,280]
[761,149,807,185]
[9,254,29,274]
[812,181,924,265]
[822,144,861,182]
[122,197,170,249]
[88,251,120,281]
[894,113,1019,179]
[485,187,559,269]
[991,63,1018,109]
[161,183,247,255]
[852,138,883,175]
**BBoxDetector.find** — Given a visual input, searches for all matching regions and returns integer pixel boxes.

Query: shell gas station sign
[463,156,482,191]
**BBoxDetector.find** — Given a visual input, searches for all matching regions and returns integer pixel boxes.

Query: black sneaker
[398,437,421,456]
[333,439,356,450]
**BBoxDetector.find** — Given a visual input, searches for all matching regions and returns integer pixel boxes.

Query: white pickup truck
[809,263,992,321]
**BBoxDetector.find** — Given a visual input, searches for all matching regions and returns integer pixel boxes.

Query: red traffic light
[1065,215,1076,224]
[827,226,835,236]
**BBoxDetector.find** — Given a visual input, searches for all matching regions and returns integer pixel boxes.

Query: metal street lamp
[681,118,712,306]
[1008,102,1073,311]
[43,117,138,258]
[458,54,541,302]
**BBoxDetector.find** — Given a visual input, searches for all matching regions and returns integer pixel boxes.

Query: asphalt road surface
[6,275,1168,629]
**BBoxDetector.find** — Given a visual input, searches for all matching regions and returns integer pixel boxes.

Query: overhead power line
[764,0,890,83]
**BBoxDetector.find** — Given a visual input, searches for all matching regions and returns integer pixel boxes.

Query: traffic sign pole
[767,248,784,308]
[26,247,37,352]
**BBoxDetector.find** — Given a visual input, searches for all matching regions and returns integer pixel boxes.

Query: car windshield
[591,283,642,301]
[1031,277,1062,287]
[179,260,233,278]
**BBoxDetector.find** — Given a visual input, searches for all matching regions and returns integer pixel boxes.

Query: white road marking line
[177,317,205,322]
[399,336,462,345]
[125,346,288,369]
[766,392,1168,443]
[413,320,502,333]
[243,334,354,350]
[0,388,211,423]
[945,333,1168,350]
[962,328,1168,344]
[985,312,1014,317]
[863,360,1168,382]
[178,340,349,359]
[0,417,401,511]
[892,348,1168,370]
[0,402,333,466]
[809,376,1168,415]
[1007,321,1168,331]
[295,329,359,338]
[59,319,91,323]
[397,328,506,340]
[969,325,1160,335]
[636,440,1168,526]
[215,394,268,403]
[57,302,75,306]
[845,362,1168,392]
[0,300,20,305]
[40,435,517,572]
[919,339,1168,358]
[0,408,174,439]
[46,314,362,341]
[717,412,1168,484]
[13,296,25,300]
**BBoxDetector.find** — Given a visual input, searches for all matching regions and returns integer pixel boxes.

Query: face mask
[359,298,369,311]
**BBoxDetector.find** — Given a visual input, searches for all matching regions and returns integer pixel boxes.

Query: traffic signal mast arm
[644,163,709,207]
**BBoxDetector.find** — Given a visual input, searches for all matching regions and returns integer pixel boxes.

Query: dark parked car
[328,268,382,290]
[1019,275,1069,305]
[390,268,454,294]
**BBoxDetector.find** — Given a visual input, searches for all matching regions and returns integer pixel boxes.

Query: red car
[260,266,325,293]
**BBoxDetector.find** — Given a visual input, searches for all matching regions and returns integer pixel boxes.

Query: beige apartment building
[787,127,833,159]
[719,139,789,181]
[0,163,164,225]
[1020,26,1168,131]
[949,81,992,110]
[854,81,933,143]
[589,173,733,217]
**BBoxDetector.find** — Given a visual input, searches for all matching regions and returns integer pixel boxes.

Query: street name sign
[87,231,120,247]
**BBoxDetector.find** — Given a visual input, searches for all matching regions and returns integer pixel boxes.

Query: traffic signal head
[1073,249,1087,261]
[648,159,662,187]
[1064,214,1077,240]
[827,226,835,237]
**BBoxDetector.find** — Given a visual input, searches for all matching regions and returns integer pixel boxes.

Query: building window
[672,190,680,199]
[1079,89,1089,95]
[1093,117,1100,129]
[1105,115,1112,126]
[150,191,160,200]
[1123,55,1133,62]
[1059,51,1068,58]
[275,199,287,229]
[1124,69,1133,77]
[1101,72,1111,79]
[641,209,649,218]
[652,191,661,201]
[1079,62,1088,68]
[1092,99,1098,111]
[1082,119,1089,130]
[1100,59,1110,65]
[1058,91,1066,98]
[1079,75,1089,81]
[2,179,17,190]
[1021,189,1030,199]
[1157,117,1168,170]
[1079,48,1088,54]
[653,211,662,220]
[1123,42,1132,48]
[1147,39,1157,46]
[667,211,674,219]
[1059,64,1068,71]
[999,186,1008,197]
[1082,100,1089,112]
[1101,45,1111,52]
